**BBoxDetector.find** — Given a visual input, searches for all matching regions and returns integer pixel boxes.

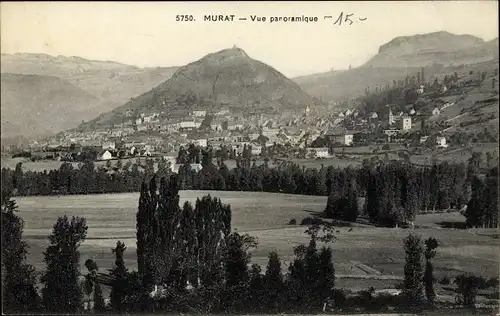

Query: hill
[293,32,498,103]
[87,47,321,126]
[1,53,179,135]
[0,73,101,137]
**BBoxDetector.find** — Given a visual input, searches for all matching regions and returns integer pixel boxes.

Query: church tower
[388,108,394,126]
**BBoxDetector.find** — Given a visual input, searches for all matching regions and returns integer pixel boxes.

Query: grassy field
[16,191,499,292]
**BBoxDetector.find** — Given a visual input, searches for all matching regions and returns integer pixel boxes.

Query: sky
[1,1,498,78]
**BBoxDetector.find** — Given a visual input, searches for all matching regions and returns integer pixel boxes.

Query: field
[16,191,499,292]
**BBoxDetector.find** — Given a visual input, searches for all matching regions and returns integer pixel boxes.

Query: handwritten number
[359,17,367,21]
[333,12,343,26]
[344,13,354,25]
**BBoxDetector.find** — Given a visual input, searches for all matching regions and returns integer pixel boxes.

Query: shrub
[438,276,451,285]
[454,273,482,307]
[300,216,325,226]
[332,289,346,309]
[487,277,499,288]
[382,144,390,150]
[288,218,297,225]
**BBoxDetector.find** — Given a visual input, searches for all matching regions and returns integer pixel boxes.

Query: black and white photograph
[1,1,499,315]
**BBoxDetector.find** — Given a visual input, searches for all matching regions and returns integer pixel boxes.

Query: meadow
[16,191,499,291]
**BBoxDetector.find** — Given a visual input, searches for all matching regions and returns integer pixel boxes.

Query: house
[432,108,441,116]
[190,163,203,173]
[409,109,416,116]
[417,85,425,94]
[163,155,177,166]
[135,118,143,125]
[436,136,448,148]
[251,146,262,156]
[325,128,354,146]
[194,139,208,148]
[192,110,206,117]
[397,117,412,131]
[99,150,113,160]
[140,149,152,157]
[306,147,329,158]
[304,105,311,116]
[179,121,198,129]
[130,146,137,156]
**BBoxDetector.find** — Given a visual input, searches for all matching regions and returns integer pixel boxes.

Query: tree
[455,274,482,307]
[265,251,284,312]
[402,234,424,309]
[109,241,129,313]
[1,192,40,313]
[423,237,438,306]
[41,215,88,313]
[83,259,105,313]
[222,232,257,312]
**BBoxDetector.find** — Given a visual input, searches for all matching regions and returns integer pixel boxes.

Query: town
[7,66,497,176]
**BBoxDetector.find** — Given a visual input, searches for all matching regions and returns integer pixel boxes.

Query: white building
[432,108,441,116]
[334,134,354,146]
[397,117,412,131]
[192,110,207,117]
[251,146,262,156]
[417,85,425,94]
[306,147,330,158]
[409,109,416,116]
[179,121,198,129]
[436,136,448,148]
[99,150,113,160]
[194,138,208,148]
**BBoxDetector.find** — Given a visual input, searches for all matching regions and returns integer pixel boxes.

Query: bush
[438,276,451,285]
[332,289,346,309]
[382,144,390,150]
[288,218,297,225]
[300,216,325,226]
[454,273,482,306]
[487,277,499,288]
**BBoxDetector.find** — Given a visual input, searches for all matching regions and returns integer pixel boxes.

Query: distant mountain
[294,31,499,103]
[362,31,498,68]
[1,53,179,136]
[88,47,321,126]
[1,73,101,137]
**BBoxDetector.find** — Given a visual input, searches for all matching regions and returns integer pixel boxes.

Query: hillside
[0,73,101,137]
[88,47,321,126]
[294,32,498,103]
[1,53,179,134]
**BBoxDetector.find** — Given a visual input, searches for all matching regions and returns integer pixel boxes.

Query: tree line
[2,151,498,228]
[3,175,496,314]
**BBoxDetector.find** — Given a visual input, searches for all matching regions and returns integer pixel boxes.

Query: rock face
[90,47,321,126]
[362,31,498,68]
[294,32,499,103]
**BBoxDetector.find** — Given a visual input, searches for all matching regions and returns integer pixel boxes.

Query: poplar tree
[1,192,40,313]
[423,237,438,306]
[403,234,424,309]
[109,241,128,313]
[41,215,88,313]
[265,251,284,312]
